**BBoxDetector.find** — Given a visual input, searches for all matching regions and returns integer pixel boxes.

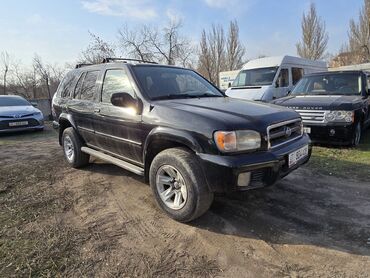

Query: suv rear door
[69,70,100,146]
[93,66,143,165]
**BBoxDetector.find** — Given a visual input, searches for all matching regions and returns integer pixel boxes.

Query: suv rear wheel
[62,127,90,168]
[149,147,213,222]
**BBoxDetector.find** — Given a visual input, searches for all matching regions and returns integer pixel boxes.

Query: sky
[0,0,364,67]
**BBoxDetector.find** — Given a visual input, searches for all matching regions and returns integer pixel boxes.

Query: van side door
[93,67,143,165]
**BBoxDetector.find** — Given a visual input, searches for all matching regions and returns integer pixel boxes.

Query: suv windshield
[232,67,278,87]
[132,66,223,100]
[0,96,31,107]
[292,73,362,96]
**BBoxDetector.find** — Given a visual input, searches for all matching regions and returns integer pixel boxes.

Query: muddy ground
[0,125,369,277]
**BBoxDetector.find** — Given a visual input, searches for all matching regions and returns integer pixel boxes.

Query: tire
[62,127,90,168]
[351,122,362,147]
[149,147,214,222]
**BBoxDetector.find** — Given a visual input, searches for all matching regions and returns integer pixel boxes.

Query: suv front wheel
[149,148,214,222]
[62,127,90,168]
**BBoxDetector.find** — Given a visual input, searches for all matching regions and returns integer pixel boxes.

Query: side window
[74,73,85,99]
[101,69,135,103]
[277,68,289,87]
[292,68,304,85]
[80,71,99,101]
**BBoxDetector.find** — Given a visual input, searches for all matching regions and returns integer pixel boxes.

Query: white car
[0,95,44,133]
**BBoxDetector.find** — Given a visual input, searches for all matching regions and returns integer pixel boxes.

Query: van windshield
[291,73,362,96]
[232,67,278,87]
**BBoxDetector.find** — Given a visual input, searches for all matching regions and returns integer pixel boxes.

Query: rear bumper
[197,134,311,193]
[304,123,354,145]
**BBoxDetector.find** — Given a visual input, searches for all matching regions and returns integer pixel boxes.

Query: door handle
[94,108,100,113]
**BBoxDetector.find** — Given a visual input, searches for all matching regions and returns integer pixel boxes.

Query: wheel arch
[143,127,203,182]
[58,113,77,145]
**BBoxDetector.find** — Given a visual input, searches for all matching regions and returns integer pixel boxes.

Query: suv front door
[93,67,143,165]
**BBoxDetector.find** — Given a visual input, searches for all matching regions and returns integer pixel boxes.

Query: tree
[347,0,370,63]
[226,20,246,71]
[117,19,194,66]
[296,3,329,60]
[197,20,246,86]
[79,32,116,64]
[1,51,10,95]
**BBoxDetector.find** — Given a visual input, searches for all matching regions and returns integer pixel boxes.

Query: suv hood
[152,97,299,133]
[273,95,364,110]
[0,105,39,117]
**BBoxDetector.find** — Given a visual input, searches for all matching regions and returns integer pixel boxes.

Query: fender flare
[143,126,203,163]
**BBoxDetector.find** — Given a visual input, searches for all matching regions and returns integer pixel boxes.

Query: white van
[225,55,327,102]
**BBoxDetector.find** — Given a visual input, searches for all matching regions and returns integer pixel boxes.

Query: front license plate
[303,127,311,134]
[288,145,309,168]
[9,121,28,127]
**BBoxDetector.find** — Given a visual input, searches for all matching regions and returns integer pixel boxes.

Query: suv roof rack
[102,58,158,64]
[75,63,93,69]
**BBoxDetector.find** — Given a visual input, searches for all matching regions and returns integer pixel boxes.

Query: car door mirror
[111,92,138,109]
[30,101,38,107]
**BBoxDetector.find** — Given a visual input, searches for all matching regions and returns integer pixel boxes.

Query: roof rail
[75,63,93,69]
[102,57,158,64]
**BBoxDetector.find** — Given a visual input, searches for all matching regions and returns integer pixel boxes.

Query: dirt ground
[1,125,370,277]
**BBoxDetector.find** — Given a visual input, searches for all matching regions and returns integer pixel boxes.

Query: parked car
[0,95,44,133]
[226,55,327,102]
[272,71,370,146]
[52,58,311,222]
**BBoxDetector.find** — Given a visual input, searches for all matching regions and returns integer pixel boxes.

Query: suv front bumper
[304,123,354,145]
[197,134,311,193]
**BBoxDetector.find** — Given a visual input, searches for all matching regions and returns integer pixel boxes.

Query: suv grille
[267,119,303,149]
[295,110,326,123]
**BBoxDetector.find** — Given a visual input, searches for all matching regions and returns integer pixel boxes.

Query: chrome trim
[295,109,329,124]
[78,126,94,133]
[266,118,302,149]
[95,131,142,146]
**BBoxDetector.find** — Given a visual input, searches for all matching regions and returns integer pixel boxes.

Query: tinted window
[132,66,223,100]
[292,73,362,95]
[232,67,278,87]
[277,68,289,87]
[58,71,78,98]
[292,68,304,85]
[80,71,99,101]
[102,69,135,103]
[74,73,85,99]
[0,96,31,107]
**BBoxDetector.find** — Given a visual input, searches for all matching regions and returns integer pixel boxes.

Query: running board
[81,147,144,176]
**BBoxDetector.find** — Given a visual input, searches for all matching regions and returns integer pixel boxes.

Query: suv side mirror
[111,92,140,111]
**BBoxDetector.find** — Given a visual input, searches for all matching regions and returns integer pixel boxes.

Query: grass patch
[0,159,88,277]
[308,129,370,181]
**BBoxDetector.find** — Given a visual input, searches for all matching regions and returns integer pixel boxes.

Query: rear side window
[80,71,99,101]
[57,71,78,98]
[292,68,304,85]
[74,73,85,99]
[101,69,135,103]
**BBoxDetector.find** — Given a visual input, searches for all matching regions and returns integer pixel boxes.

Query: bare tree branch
[1,51,11,95]
[79,32,116,64]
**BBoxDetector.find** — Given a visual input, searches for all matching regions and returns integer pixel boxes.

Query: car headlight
[324,111,354,123]
[214,130,261,152]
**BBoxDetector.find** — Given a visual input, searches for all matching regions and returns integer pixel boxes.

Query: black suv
[52,58,311,222]
[273,71,370,146]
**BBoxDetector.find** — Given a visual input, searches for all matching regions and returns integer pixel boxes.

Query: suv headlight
[325,111,354,123]
[214,130,261,152]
